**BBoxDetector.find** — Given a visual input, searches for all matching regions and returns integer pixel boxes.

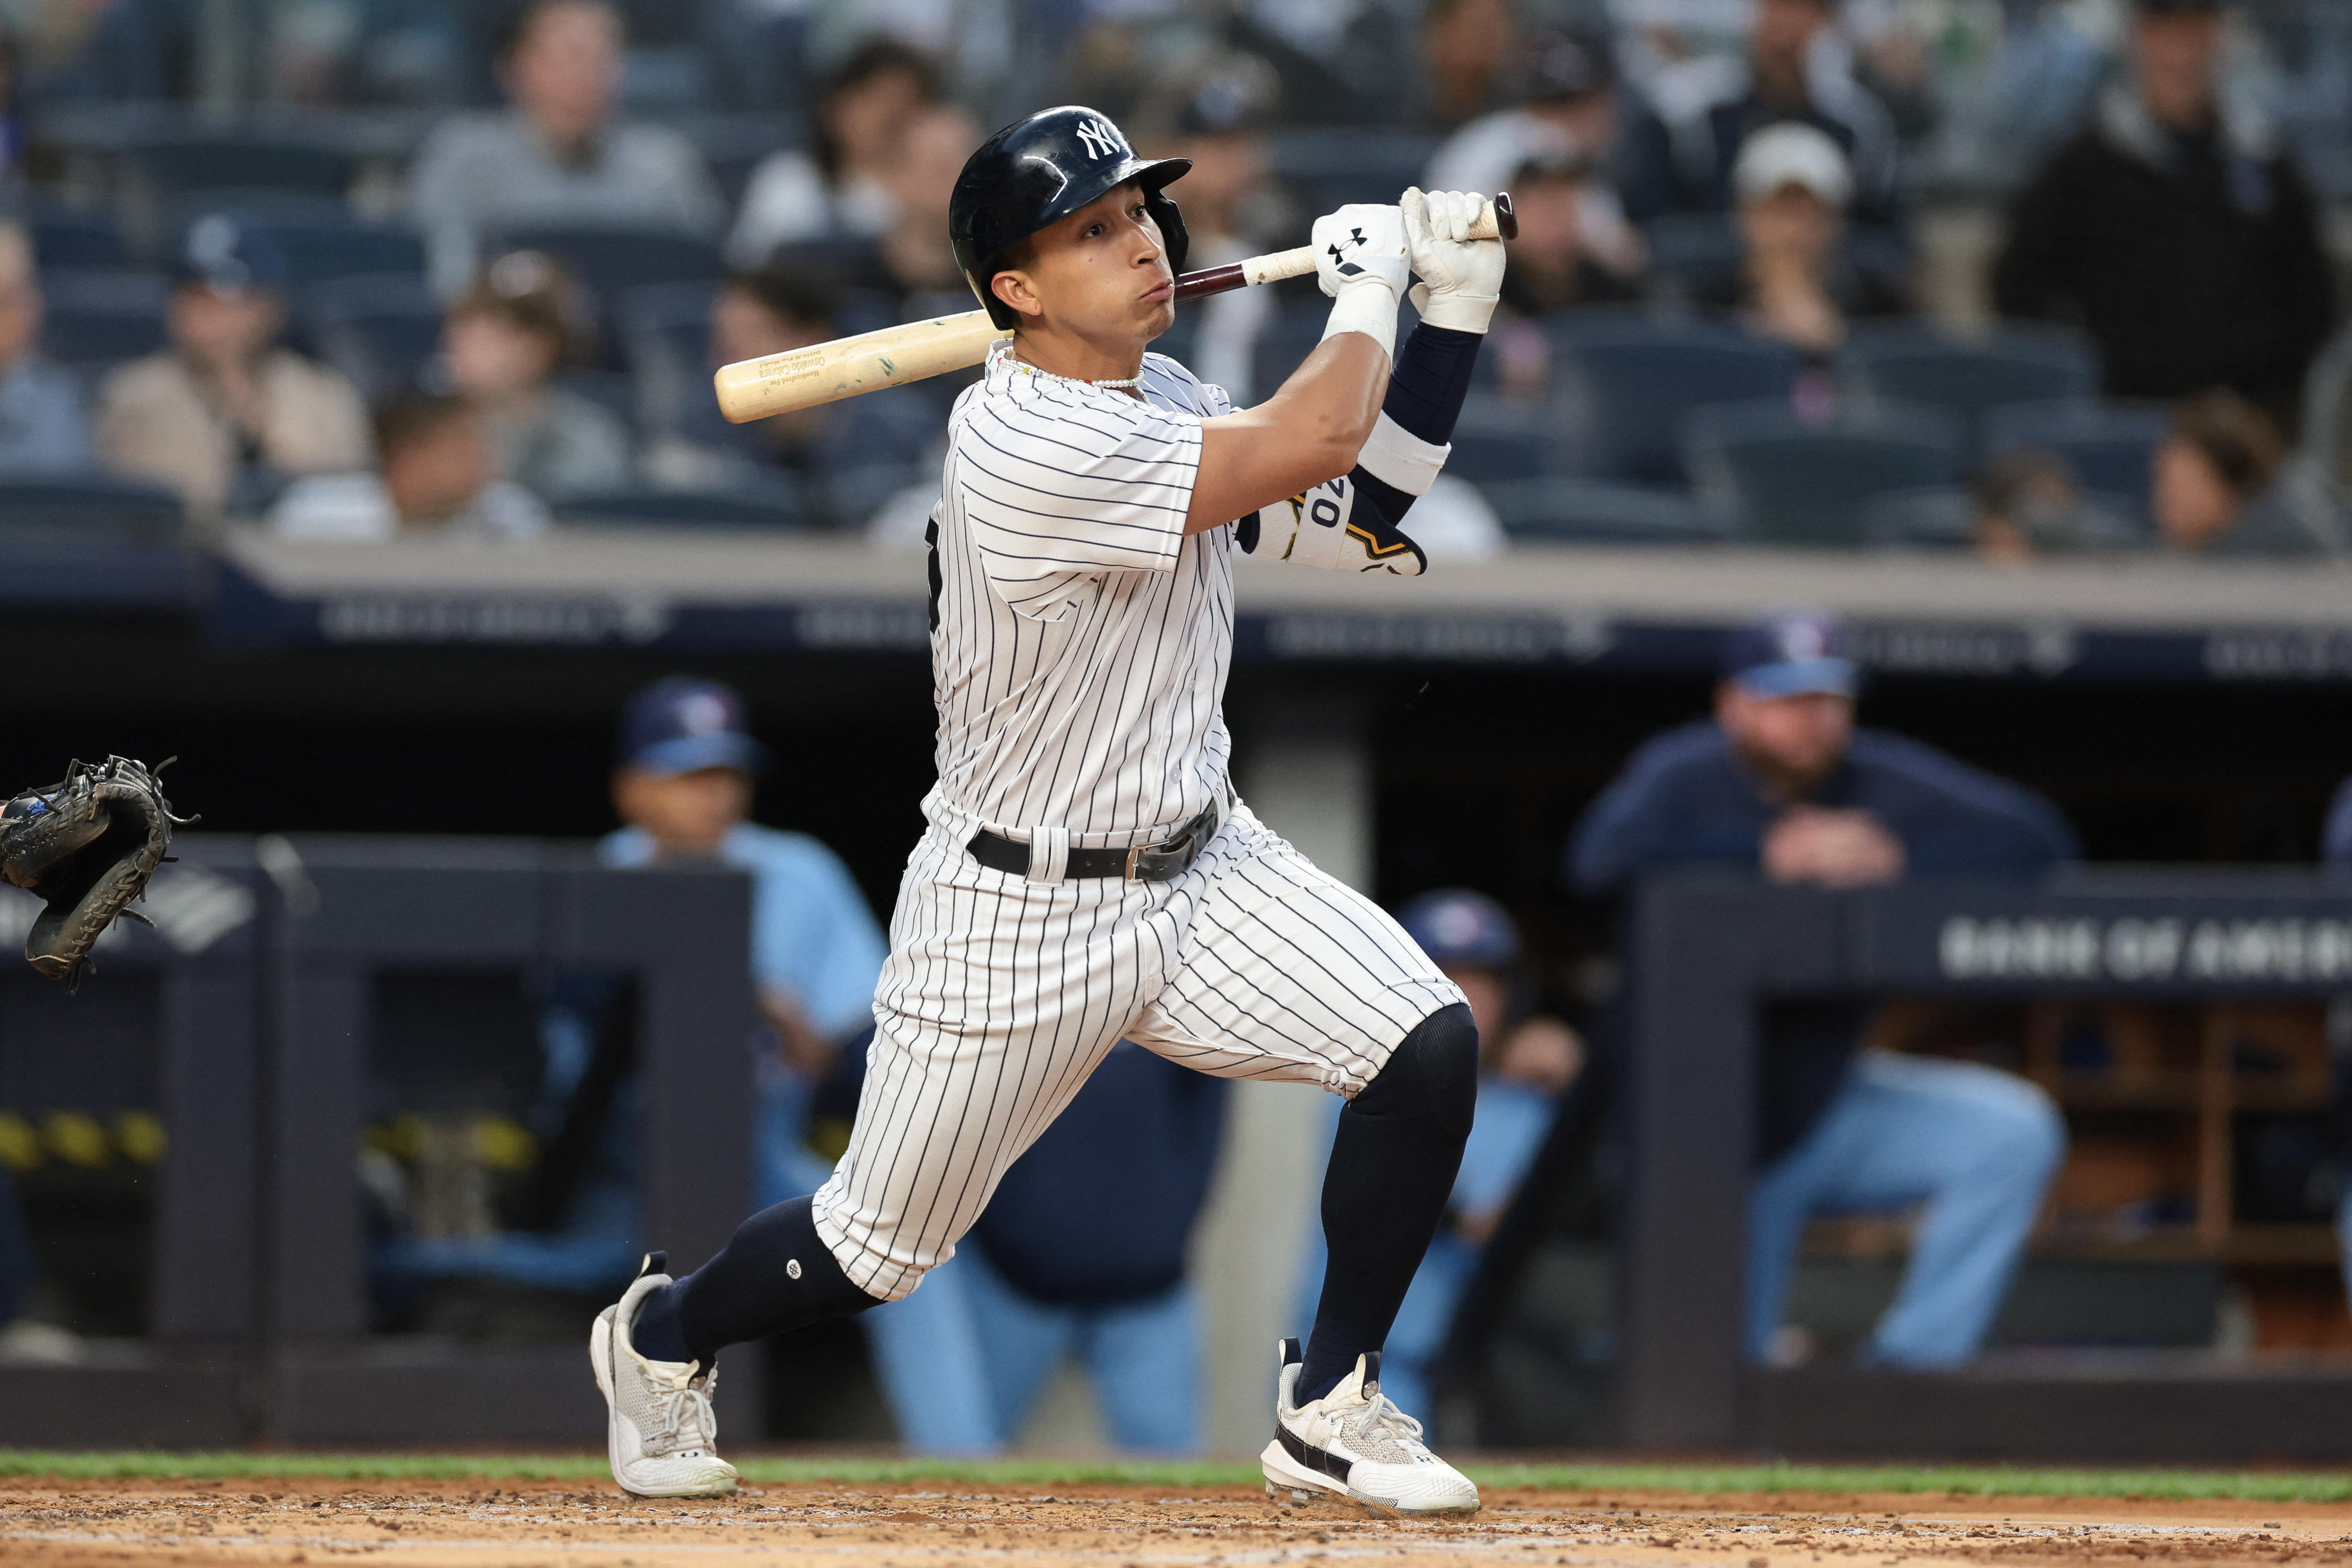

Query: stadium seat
[618,281,717,437]
[1449,393,1573,486]
[1249,303,1332,410]
[491,226,724,368]
[1479,476,1722,544]
[40,270,169,367]
[1838,323,2099,448]
[560,485,809,529]
[304,272,443,399]
[1273,128,1444,214]
[22,208,126,270]
[169,201,427,291]
[1861,483,2149,551]
[553,368,639,433]
[493,226,724,301]
[0,475,184,544]
[1638,213,1742,294]
[1683,399,1967,545]
[1857,486,1976,549]
[1552,313,1802,483]
[1982,400,2172,515]
[128,138,358,200]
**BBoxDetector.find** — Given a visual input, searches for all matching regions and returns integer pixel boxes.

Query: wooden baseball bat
[714,194,1517,423]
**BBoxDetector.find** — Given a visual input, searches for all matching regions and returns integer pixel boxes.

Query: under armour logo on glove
[1325,242,1363,277]
[1240,474,1426,576]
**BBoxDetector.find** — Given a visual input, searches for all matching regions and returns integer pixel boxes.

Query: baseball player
[591,105,1504,1515]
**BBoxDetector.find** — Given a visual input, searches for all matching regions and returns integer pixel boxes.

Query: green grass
[6,1453,2352,1501]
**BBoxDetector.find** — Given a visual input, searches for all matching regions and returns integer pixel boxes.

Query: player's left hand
[1402,187,1504,335]
[1311,203,1409,302]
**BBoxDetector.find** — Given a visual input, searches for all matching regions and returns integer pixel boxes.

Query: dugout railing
[1605,870,2352,1460]
[0,837,262,1445]
[0,834,756,1446]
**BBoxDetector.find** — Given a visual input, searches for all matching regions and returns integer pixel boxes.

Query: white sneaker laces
[644,1366,719,1459]
[1338,1386,1425,1451]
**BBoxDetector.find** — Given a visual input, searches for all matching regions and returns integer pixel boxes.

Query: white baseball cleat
[591,1252,739,1497]
[1259,1337,1480,1516]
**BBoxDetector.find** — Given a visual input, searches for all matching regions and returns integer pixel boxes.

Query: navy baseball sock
[1297,1002,1479,1406]
[630,1194,882,1367]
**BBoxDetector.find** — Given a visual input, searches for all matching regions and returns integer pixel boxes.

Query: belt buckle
[1124,801,1218,882]
[1124,833,1189,882]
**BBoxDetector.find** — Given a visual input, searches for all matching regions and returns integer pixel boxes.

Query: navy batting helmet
[1398,889,1522,970]
[949,105,1191,331]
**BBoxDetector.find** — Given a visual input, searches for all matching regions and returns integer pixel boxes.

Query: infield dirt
[8,1474,2352,1568]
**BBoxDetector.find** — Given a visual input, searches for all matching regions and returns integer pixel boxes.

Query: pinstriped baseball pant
[811,801,1464,1301]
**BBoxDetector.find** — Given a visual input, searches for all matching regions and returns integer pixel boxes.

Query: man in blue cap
[1568,611,2075,1368]
[96,212,371,516]
[604,676,886,1078]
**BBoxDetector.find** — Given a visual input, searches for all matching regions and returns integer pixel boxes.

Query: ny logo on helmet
[1074,118,1126,160]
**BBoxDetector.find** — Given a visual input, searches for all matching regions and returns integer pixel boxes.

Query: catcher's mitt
[0,756,190,985]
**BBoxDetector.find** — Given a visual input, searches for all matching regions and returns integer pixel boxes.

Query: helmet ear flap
[1144,189,1189,277]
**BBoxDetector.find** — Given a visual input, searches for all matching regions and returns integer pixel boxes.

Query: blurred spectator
[602,676,886,1126]
[859,102,984,312]
[726,39,941,271]
[1427,30,1642,280]
[0,221,89,472]
[1288,888,1582,1421]
[1421,0,1519,128]
[1569,611,2073,1368]
[2151,389,2337,558]
[1498,151,1643,319]
[1696,123,1904,357]
[98,216,371,517]
[269,392,549,541]
[442,250,631,498]
[1971,448,2138,561]
[269,0,468,108]
[1149,53,1284,402]
[11,0,190,104]
[645,268,934,527]
[1992,0,2330,432]
[407,0,724,295]
[1619,0,1902,228]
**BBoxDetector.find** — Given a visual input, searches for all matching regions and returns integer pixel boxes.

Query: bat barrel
[715,309,1004,422]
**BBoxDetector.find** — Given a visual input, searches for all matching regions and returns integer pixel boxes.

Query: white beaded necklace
[1011,355,1141,391]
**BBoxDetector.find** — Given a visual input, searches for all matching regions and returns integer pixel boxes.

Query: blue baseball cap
[175,213,289,296]
[1722,610,1857,699]
[1398,889,1521,970]
[618,677,767,776]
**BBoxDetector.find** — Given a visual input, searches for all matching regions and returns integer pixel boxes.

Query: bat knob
[1493,191,1518,242]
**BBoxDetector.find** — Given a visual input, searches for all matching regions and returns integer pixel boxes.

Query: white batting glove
[1403,187,1504,335]
[1312,203,1408,360]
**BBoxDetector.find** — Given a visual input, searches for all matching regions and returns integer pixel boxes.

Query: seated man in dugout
[1568,611,2076,1367]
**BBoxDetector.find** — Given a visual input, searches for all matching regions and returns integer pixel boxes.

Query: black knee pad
[1348,1001,1478,1138]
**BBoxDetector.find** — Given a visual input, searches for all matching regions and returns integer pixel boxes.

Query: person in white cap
[1700,121,1906,356]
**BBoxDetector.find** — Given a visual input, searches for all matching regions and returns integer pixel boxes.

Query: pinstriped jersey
[922,341,1235,847]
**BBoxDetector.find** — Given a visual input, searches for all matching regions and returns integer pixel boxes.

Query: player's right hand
[1311,204,1409,302]
[1402,187,1504,335]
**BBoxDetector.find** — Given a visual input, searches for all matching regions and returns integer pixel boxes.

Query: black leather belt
[969,799,1224,882]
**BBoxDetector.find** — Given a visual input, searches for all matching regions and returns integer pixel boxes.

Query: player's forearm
[1185,334,1386,534]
